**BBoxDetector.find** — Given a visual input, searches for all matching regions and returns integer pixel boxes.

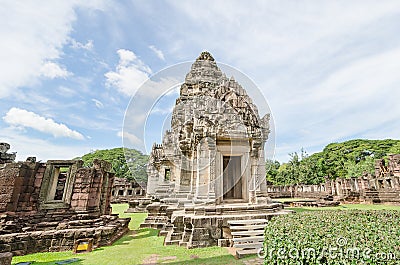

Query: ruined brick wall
[0,158,130,256]
[0,163,21,212]
[70,159,113,215]
[16,163,46,213]
[0,162,43,213]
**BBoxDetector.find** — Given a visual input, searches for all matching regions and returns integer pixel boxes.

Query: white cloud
[0,1,105,98]
[56,86,77,97]
[117,131,143,147]
[92,98,104,109]
[40,61,71,79]
[149,106,174,115]
[3,108,85,140]
[0,127,90,161]
[105,49,152,96]
[146,1,400,161]
[149,45,165,61]
[169,1,400,66]
[70,39,94,50]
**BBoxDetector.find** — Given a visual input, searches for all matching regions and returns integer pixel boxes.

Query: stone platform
[141,201,292,249]
[124,198,152,213]
[0,214,129,256]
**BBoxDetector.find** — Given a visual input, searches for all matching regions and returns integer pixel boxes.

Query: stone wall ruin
[267,154,400,204]
[0,145,129,256]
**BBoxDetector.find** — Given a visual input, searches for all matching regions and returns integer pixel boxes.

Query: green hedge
[263,210,400,264]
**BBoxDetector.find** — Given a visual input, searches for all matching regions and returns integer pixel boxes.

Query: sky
[1,0,400,162]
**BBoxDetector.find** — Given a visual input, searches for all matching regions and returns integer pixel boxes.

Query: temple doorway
[223,156,242,200]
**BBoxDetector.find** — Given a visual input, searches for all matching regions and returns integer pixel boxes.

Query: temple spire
[196,51,215,61]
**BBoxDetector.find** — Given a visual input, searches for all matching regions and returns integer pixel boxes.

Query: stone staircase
[363,190,400,204]
[154,181,175,199]
[139,203,170,229]
[228,219,267,259]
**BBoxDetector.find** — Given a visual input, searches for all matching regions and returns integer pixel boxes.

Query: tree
[77,147,149,183]
[344,156,375,178]
[388,142,400,154]
[266,139,400,185]
[265,160,280,185]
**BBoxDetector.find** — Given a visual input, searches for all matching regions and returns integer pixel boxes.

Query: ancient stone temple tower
[147,51,270,204]
[142,52,287,252]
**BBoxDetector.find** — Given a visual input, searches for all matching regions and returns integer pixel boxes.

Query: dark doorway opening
[223,156,242,200]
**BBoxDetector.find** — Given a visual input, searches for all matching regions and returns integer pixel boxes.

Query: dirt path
[142,254,159,265]
[142,254,178,264]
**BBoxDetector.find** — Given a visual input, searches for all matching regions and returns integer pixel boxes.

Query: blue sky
[1,1,400,162]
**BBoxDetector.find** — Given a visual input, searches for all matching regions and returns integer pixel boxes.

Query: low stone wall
[0,215,129,256]
[267,184,327,199]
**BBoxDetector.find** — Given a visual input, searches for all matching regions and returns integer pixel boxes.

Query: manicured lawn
[12,204,255,265]
[13,203,400,264]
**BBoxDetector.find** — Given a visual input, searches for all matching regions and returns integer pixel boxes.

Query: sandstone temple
[141,52,289,255]
[147,51,271,203]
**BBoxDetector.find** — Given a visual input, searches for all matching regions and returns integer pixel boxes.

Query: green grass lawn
[12,204,255,265]
[12,203,400,264]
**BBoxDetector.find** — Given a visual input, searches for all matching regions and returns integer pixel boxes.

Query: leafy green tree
[275,163,296,185]
[77,147,149,183]
[265,159,280,184]
[267,139,400,185]
[388,142,400,154]
[344,156,375,178]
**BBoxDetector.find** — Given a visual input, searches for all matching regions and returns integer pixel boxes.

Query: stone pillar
[190,152,196,196]
[195,139,210,199]
[258,149,268,196]
[249,156,258,204]
[145,165,159,196]
[179,158,192,193]
[215,152,223,204]
[208,147,216,200]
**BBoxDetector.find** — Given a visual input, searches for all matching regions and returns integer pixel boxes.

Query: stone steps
[233,242,263,249]
[236,248,261,258]
[139,215,169,229]
[228,224,266,230]
[165,239,180,245]
[164,229,184,246]
[228,219,267,259]
[228,219,268,225]
[363,190,400,203]
[231,230,264,237]
[232,236,264,243]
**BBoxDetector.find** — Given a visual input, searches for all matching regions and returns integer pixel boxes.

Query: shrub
[263,210,400,264]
